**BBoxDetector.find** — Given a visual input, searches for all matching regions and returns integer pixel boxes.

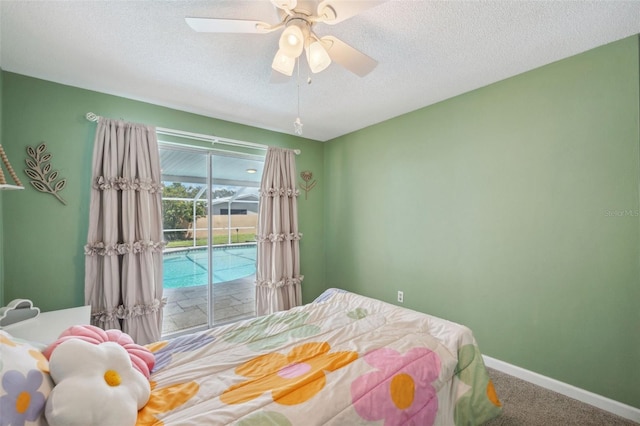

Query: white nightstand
[2,305,92,344]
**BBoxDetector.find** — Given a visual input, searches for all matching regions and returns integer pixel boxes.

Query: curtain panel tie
[255,276,304,288]
[255,232,303,243]
[94,176,163,193]
[91,298,166,324]
[85,240,166,256]
[259,187,300,197]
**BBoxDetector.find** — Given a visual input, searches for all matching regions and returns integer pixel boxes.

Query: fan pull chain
[294,56,303,136]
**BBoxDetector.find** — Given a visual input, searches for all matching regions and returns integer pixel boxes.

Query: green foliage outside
[162,182,236,241]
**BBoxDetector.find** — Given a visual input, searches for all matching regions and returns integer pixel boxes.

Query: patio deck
[162,274,256,336]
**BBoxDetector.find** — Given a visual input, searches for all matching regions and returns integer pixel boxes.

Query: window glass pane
[159,145,261,336]
[210,152,259,324]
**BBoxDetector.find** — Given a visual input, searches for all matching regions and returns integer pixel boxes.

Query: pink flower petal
[363,347,402,371]
[352,347,442,426]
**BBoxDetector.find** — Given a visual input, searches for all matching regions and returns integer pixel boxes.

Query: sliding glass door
[159,144,263,337]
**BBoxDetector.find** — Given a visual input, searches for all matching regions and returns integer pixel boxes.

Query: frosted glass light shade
[272,49,295,76]
[307,40,331,73]
[279,25,304,58]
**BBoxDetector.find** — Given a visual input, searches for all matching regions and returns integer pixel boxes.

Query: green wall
[1,73,325,312]
[325,36,640,408]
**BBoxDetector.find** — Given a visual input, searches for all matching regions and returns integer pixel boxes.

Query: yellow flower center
[487,379,502,407]
[390,373,415,410]
[16,391,31,414]
[104,369,122,387]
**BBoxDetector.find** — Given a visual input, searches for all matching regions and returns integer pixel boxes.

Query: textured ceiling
[2,1,640,142]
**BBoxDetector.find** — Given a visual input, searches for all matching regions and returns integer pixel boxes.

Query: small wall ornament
[0,144,24,190]
[298,170,317,200]
[24,142,67,205]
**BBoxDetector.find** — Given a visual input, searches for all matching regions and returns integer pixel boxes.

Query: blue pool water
[163,245,256,289]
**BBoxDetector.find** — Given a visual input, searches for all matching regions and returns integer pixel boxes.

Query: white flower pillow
[45,339,151,426]
[0,330,53,426]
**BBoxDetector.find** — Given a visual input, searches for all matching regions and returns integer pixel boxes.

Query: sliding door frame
[159,141,264,337]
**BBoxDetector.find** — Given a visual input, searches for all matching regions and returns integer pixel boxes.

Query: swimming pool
[163,245,256,289]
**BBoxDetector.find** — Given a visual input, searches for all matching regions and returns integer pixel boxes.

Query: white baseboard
[482,355,640,423]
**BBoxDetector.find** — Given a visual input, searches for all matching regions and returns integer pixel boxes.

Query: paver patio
[161,274,256,336]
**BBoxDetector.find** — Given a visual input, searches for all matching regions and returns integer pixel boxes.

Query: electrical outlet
[397,291,404,303]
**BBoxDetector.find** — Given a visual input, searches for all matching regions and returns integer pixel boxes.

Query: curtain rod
[85,112,300,155]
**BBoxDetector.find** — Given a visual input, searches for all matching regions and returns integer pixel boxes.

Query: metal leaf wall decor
[24,143,67,205]
[298,170,317,200]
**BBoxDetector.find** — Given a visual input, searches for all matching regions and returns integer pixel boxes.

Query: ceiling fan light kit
[273,15,332,76]
[186,0,384,136]
[186,0,381,78]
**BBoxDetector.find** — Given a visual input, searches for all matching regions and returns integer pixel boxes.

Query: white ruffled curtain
[84,118,165,344]
[255,147,303,316]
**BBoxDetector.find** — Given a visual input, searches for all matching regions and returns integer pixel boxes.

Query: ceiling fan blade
[270,69,291,84]
[270,0,297,11]
[317,0,386,25]
[185,17,278,34]
[322,36,377,77]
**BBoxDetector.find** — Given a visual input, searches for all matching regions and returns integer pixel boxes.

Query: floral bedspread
[137,289,502,425]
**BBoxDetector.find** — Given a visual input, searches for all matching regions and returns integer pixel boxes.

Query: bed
[138,288,502,425]
[0,288,502,425]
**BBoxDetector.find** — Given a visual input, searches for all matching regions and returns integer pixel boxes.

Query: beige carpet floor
[484,368,638,426]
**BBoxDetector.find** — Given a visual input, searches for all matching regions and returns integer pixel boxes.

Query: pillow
[43,325,155,379]
[45,339,151,426]
[0,330,53,426]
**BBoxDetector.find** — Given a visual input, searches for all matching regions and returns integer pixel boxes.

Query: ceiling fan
[185,0,384,78]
